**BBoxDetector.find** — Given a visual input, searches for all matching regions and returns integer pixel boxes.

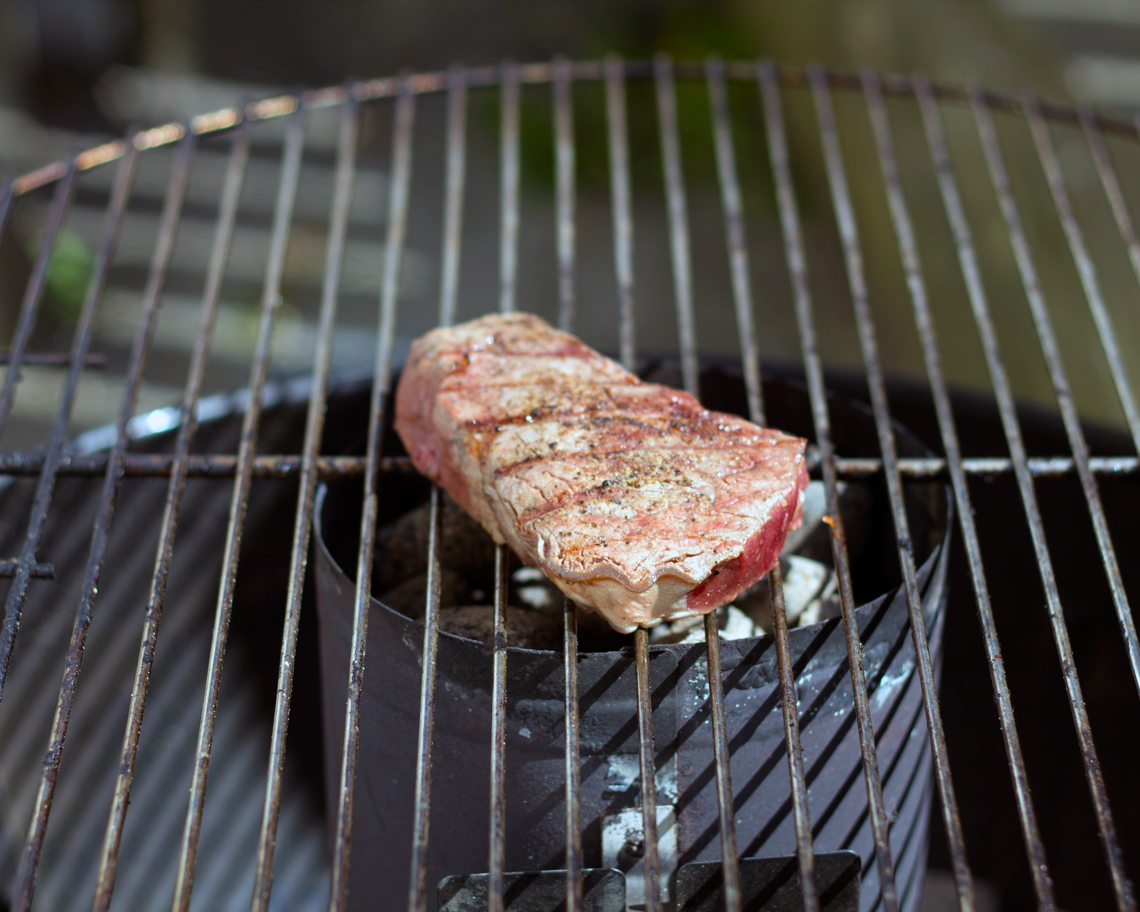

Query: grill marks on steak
[394,313,808,632]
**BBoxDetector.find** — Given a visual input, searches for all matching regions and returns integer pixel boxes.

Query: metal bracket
[601,805,678,906]
[0,560,54,579]
[675,852,860,912]
[438,868,626,912]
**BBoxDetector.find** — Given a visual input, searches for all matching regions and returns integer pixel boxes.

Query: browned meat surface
[394,313,808,632]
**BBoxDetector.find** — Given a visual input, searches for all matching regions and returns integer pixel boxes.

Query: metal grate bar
[0,139,136,700]
[633,627,662,912]
[812,622,921,860]
[708,54,815,912]
[500,61,521,315]
[1,450,1137,481]
[170,107,306,912]
[707,57,762,429]
[408,485,443,912]
[970,87,1137,912]
[1082,107,1140,384]
[555,56,576,333]
[92,119,252,912]
[13,125,196,912]
[0,561,53,578]
[0,452,408,479]
[654,53,700,399]
[408,61,460,912]
[0,157,78,441]
[768,559,820,897]
[330,468,379,908]
[0,352,105,367]
[489,545,509,912]
[1016,103,1140,697]
[1024,97,1140,454]
[669,52,751,902]
[607,54,662,912]
[831,455,1140,479]
[607,54,636,373]
[563,598,583,912]
[553,55,584,912]
[910,74,1057,909]
[1023,116,1140,697]
[15,62,1140,197]
[758,60,901,912]
[701,612,745,912]
[0,178,14,248]
[849,69,977,912]
[487,60,524,912]
[330,76,415,912]
[439,65,468,331]
[251,94,364,912]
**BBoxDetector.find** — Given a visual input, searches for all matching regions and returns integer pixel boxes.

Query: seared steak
[394,313,808,632]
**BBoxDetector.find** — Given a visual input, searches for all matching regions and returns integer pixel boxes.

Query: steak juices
[394,313,808,632]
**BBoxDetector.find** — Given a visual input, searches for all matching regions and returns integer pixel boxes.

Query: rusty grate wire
[0,56,1137,912]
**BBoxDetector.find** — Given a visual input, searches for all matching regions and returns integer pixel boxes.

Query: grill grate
[0,57,1138,912]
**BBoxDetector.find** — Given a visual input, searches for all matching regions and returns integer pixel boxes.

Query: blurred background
[0,0,1087,124]
[3,0,1140,452]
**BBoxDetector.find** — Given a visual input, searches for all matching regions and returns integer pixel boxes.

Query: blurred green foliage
[43,230,94,321]
[584,0,1061,91]
[485,0,1066,219]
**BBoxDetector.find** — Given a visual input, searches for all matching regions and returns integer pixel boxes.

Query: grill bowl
[314,370,950,912]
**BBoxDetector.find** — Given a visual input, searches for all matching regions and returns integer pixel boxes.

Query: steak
[394,313,808,633]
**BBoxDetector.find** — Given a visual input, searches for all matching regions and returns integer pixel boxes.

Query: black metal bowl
[314,369,951,912]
